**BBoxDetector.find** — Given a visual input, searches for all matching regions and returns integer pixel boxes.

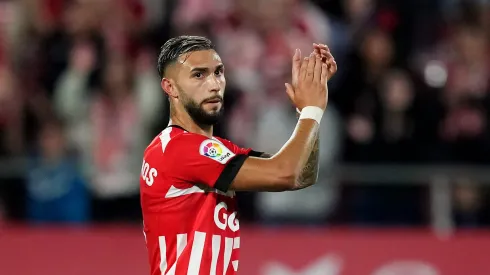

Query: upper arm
[166,135,250,192]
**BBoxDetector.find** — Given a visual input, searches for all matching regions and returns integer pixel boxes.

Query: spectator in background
[54,43,163,222]
[438,22,490,163]
[452,178,486,227]
[38,0,105,97]
[26,119,89,224]
[0,65,23,156]
[339,26,395,162]
[0,64,27,221]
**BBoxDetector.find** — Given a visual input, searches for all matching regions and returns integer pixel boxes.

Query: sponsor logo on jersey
[199,139,235,164]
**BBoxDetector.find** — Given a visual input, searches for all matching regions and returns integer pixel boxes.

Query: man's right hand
[285,52,329,111]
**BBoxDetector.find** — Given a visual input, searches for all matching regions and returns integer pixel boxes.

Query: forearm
[259,114,320,190]
[267,119,320,188]
[292,131,319,190]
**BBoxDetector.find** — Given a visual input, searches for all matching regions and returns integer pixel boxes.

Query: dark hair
[157,35,215,79]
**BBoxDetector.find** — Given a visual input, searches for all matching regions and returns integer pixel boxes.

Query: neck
[169,108,213,138]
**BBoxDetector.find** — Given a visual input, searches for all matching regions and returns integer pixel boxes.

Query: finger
[320,49,328,63]
[313,43,328,51]
[313,43,321,56]
[323,51,334,68]
[321,63,328,87]
[328,60,338,79]
[299,56,309,81]
[292,49,301,86]
[313,44,326,59]
[320,49,330,58]
[284,83,295,102]
[305,52,316,81]
[323,51,334,62]
[314,47,321,58]
[313,52,323,83]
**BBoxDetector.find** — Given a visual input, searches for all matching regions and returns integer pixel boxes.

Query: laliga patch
[199,139,235,164]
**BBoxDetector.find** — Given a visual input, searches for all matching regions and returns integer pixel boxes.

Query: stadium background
[0,0,490,274]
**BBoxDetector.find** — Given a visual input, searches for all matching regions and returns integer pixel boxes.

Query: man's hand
[285,51,329,110]
[286,44,337,111]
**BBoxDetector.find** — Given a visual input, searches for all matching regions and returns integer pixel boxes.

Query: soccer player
[140,36,337,275]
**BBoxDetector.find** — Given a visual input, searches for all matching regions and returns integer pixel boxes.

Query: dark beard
[184,100,224,126]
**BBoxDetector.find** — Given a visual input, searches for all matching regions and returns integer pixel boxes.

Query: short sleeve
[215,138,264,157]
[165,134,249,192]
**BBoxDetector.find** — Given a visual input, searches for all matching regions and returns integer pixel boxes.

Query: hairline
[162,49,219,79]
[158,36,215,79]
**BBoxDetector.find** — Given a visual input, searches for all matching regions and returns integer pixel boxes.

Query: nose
[207,74,221,93]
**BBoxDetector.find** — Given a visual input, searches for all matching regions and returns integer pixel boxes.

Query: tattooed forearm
[255,133,319,190]
[292,132,320,190]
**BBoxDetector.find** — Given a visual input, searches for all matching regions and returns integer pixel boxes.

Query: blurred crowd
[0,0,489,227]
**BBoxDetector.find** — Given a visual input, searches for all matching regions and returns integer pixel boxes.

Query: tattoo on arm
[292,132,320,190]
[253,128,319,190]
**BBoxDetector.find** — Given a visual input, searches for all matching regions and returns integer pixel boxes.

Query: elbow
[279,169,318,191]
[278,171,298,191]
[274,165,300,191]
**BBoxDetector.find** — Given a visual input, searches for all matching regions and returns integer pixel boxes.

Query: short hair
[157,35,215,79]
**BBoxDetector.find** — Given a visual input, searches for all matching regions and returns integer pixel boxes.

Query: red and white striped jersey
[140,125,261,275]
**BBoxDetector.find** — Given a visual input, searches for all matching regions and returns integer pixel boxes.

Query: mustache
[202,95,223,104]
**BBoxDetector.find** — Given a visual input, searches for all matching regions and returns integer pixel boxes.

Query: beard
[180,91,224,126]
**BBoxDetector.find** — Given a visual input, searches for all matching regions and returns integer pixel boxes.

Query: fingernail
[310,52,314,57]
[295,49,299,55]
[304,57,309,61]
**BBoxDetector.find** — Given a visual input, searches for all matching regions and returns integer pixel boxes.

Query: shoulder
[148,127,222,158]
[145,127,199,155]
[215,136,254,156]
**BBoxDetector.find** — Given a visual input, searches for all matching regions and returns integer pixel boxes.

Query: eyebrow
[190,64,224,73]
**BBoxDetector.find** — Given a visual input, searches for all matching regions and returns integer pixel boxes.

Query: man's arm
[227,119,320,192]
[253,132,320,190]
[222,48,334,193]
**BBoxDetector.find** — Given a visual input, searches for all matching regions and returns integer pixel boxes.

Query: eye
[193,72,203,78]
[215,68,224,76]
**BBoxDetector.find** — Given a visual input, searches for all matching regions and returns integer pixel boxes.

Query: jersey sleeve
[216,138,265,158]
[165,134,250,192]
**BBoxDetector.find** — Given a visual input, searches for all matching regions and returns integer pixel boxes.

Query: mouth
[203,98,223,104]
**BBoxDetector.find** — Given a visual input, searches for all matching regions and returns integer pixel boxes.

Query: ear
[161,78,178,99]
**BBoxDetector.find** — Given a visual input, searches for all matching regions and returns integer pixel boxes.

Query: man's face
[168,49,226,125]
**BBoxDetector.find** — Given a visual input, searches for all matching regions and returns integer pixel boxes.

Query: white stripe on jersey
[165,185,235,199]
[223,238,233,275]
[159,236,167,274]
[210,235,221,275]
[232,237,240,271]
[188,231,206,275]
[159,128,173,153]
[165,185,205,198]
[166,234,187,275]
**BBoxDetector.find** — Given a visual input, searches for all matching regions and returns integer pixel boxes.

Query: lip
[204,99,222,104]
